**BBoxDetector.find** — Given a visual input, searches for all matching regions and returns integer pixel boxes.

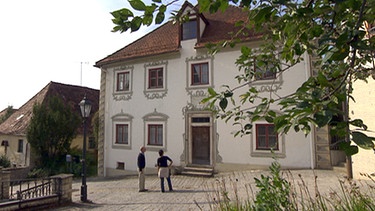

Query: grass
[201,162,375,211]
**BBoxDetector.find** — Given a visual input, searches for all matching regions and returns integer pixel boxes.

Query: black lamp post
[79,96,92,202]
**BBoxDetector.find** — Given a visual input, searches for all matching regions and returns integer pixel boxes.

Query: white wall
[102,39,314,175]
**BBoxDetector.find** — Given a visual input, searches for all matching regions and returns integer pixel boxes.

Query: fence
[0,168,73,210]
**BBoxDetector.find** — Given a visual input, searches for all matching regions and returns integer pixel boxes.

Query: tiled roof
[95,3,261,67]
[0,81,99,136]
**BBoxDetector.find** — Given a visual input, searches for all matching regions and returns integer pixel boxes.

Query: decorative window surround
[250,120,285,158]
[111,111,133,149]
[250,56,283,92]
[186,55,214,94]
[144,61,168,99]
[143,109,169,151]
[113,65,134,101]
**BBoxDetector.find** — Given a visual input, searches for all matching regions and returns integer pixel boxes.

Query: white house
[94,1,343,177]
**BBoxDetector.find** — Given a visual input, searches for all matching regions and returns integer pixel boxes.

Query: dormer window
[182,19,197,40]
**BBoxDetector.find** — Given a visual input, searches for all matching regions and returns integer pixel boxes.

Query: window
[116,124,129,144]
[148,68,163,89]
[116,72,130,91]
[18,139,23,153]
[182,20,197,40]
[254,59,276,80]
[191,62,209,85]
[148,124,163,146]
[256,124,278,150]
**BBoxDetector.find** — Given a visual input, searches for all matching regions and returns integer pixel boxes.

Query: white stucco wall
[102,38,314,176]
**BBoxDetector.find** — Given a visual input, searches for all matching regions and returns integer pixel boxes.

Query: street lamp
[79,96,92,202]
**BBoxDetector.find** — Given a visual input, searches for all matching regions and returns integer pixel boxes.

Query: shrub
[0,155,11,168]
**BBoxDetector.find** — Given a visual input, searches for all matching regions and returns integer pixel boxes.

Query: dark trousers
[160,176,173,192]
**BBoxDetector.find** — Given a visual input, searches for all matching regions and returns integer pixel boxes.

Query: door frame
[185,111,215,166]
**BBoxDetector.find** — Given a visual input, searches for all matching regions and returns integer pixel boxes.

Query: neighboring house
[0,81,99,168]
[94,2,345,177]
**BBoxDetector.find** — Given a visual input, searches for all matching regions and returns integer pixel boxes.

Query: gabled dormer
[179,1,208,43]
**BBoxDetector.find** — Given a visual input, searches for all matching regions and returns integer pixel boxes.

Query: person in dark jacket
[137,146,147,192]
[157,149,173,192]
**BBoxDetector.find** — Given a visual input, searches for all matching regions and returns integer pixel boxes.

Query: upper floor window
[191,62,209,85]
[182,20,197,40]
[256,124,278,150]
[116,71,130,91]
[116,124,129,145]
[148,124,163,146]
[254,58,276,80]
[148,68,163,89]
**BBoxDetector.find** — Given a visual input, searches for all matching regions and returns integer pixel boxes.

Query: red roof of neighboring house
[95,3,261,67]
[0,81,99,136]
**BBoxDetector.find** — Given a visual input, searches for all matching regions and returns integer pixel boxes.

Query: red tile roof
[0,81,99,136]
[95,3,261,67]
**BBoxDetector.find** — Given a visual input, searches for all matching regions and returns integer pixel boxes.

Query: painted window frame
[255,124,278,150]
[113,66,133,101]
[251,121,285,158]
[112,112,133,149]
[148,67,164,89]
[116,71,130,91]
[191,62,209,85]
[186,56,213,90]
[143,111,169,151]
[147,124,163,146]
[115,124,129,145]
[144,61,168,99]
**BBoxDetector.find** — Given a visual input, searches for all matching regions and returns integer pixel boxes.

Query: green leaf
[131,17,143,32]
[207,87,217,96]
[129,0,146,11]
[351,131,375,150]
[313,111,332,127]
[219,98,228,111]
[339,142,359,156]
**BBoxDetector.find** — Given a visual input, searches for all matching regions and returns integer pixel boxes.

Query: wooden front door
[192,126,210,165]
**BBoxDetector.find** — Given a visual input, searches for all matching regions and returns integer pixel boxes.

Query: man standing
[137,146,147,192]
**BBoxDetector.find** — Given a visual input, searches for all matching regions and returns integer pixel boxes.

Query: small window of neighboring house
[116,71,130,91]
[191,62,209,85]
[18,139,23,153]
[148,124,163,146]
[88,137,96,149]
[256,124,278,150]
[148,67,163,89]
[254,59,276,80]
[116,124,129,144]
[182,20,197,40]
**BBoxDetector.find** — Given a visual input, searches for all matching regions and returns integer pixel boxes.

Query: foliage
[0,154,11,168]
[91,110,99,149]
[253,161,292,210]
[26,96,80,173]
[67,147,98,177]
[110,0,375,156]
[0,105,15,124]
[204,162,375,210]
[27,168,50,178]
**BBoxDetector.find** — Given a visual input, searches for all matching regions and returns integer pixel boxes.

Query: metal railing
[3,177,62,201]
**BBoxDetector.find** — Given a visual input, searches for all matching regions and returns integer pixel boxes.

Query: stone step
[180,165,214,177]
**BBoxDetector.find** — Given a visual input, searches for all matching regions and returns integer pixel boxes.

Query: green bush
[0,155,11,168]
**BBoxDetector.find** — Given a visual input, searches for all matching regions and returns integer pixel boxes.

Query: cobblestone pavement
[54,169,373,211]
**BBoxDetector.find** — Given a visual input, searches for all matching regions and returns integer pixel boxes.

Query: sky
[0,0,189,110]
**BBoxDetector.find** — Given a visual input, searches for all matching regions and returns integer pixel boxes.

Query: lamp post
[79,96,92,202]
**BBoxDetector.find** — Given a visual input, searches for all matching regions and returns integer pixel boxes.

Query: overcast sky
[0,0,189,110]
